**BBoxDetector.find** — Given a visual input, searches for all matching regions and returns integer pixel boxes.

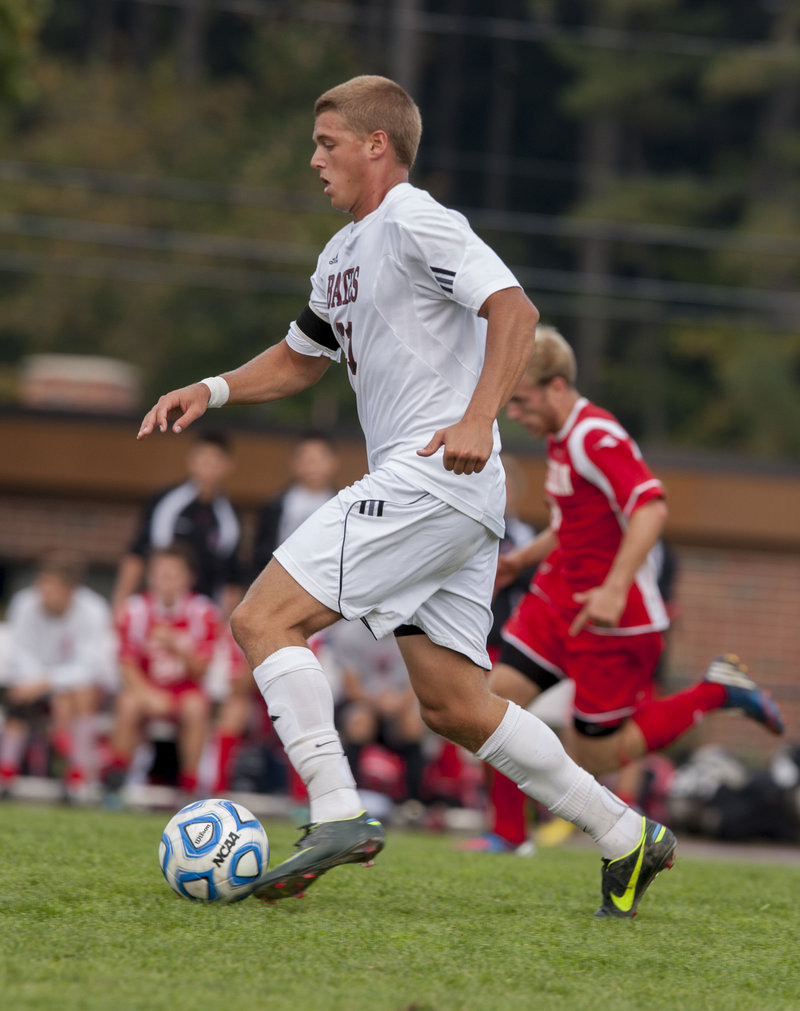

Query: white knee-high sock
[252,646,362,823]
[477,702,642,859]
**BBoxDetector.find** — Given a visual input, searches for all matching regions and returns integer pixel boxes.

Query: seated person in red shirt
[104,544,221,799]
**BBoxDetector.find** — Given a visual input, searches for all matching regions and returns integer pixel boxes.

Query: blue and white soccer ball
[159,798,270,903]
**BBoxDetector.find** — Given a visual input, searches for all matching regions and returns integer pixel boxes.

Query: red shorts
[501,590,663,729]
[147,680,207,717]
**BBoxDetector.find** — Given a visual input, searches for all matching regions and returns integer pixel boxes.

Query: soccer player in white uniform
[138,75,676,917]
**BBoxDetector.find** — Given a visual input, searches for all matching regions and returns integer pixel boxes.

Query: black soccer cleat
[595,816,676,919]
[253,810,385,902]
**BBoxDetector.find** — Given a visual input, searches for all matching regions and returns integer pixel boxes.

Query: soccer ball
[159,798,269,903]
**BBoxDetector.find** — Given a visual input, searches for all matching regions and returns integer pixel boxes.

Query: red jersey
[117,591,221,688]
[532,397,669,635]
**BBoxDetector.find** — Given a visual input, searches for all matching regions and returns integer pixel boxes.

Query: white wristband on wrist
[200,376,230,409]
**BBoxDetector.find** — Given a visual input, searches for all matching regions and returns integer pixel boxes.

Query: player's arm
[417,286,539,474]
[138,335,331,438]
[111,553,145,619]
[569,497,667,636]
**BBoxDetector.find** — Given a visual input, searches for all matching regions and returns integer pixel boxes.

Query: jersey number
[336,321,357,376]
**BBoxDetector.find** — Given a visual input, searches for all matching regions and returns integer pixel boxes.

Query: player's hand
[416,417,494,475]
[494,552,522,595]
[569,583,627,636]
[138,382,211,438]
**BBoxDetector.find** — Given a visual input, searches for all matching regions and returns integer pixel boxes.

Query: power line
[1,244,797,331]
[0,248,309,294]
[3,160,799,259]
[1,209,797,313]
[0,160,321,212]
[0,212,319,265]
[125,0,798,59]
[469,208,800,258]
[512,265,800,319]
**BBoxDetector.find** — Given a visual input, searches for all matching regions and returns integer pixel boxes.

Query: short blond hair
[315,75,422,169]
[524,325,577,387]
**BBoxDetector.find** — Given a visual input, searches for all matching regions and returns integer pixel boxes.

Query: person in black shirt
[112,430,243,619]
[250,431,339,582]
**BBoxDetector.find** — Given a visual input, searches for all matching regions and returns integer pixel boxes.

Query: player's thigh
[232,556,340,650]
[569,720,646,777]
[114,687,150,725]
[569,730,625,777]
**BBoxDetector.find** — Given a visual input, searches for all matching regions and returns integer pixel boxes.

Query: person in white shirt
[0,551,114,798]
[137,74,676,917]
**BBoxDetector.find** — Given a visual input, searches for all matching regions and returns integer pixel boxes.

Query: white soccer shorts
[273,467,499,669]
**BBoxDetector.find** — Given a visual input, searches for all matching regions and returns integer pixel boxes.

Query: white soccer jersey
[285,182,522,538]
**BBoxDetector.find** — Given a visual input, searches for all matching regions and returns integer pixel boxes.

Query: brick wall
[0,496,261,577]
[663,546,800,764]
[0,496,138,566]
[0,493,796,766]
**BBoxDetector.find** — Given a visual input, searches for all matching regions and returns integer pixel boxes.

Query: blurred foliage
[0,0,798,461]
[0,0,49,108]
[0,11,363,427]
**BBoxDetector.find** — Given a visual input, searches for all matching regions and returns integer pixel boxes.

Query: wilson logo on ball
[191,823,214,847]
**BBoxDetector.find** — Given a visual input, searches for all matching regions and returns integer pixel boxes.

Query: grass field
[1,802,798,1011]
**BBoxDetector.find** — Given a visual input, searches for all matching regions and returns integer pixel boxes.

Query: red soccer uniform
[503,398,668,726]
[117,591,221,694]
[533,397,668,634]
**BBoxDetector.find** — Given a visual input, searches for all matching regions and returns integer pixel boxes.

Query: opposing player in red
[471,325,785,853]
[104,544,221,800]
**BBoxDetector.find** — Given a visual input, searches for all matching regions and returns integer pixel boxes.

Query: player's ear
[367,130,390,159]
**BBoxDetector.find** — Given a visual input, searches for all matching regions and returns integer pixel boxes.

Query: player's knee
[115,689,144,722]
[229,598,254,648]
[572,724,628,777]
[179,692,209,721]
[418,699,463,741]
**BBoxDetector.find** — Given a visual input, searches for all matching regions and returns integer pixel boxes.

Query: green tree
[0,0,49,107]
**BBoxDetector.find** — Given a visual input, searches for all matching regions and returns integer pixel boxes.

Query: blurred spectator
[111,429,243,620]
[103,544,221,800]
[212,430,340,794]
[0,551,114,800]
[250,430,340,580]
[488,453,536,661]
[667,745,800,843]
[321,619,427,813]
